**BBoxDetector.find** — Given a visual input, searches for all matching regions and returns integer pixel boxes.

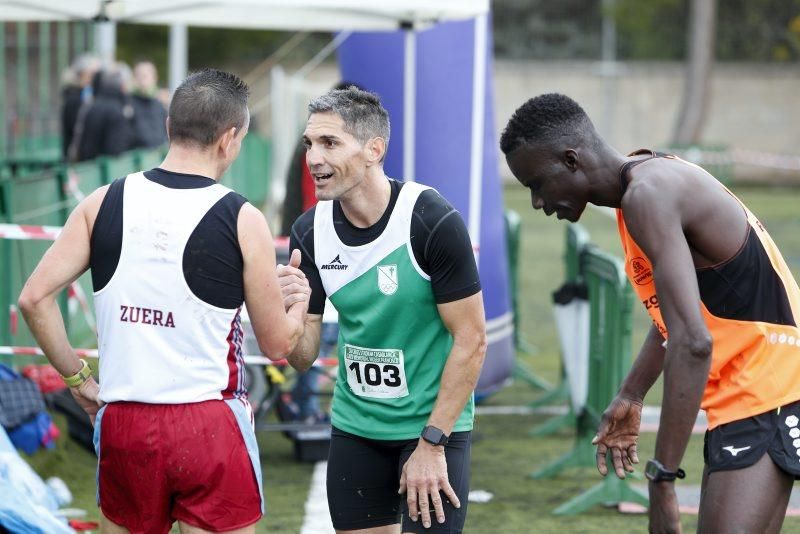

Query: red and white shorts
[94,399,263,533]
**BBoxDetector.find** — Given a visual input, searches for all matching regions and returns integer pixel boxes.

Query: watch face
[645,460,661,481]
[422,426,446,445]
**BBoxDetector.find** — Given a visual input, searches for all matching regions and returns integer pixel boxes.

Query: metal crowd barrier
[530,223,648,514]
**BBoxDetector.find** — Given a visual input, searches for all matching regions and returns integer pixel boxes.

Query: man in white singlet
[19,69,310,533]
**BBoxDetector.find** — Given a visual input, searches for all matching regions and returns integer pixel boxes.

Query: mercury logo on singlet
[321,254,348,270]
[120,305,176,328]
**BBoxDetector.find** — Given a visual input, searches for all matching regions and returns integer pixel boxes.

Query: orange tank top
[617,151,800,429]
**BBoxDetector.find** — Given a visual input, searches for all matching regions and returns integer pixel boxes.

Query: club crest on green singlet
[377,264,398,295]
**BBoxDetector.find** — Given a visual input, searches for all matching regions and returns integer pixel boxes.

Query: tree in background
[716,0,800,61]
[672,0,717,145]
[612,0,687,60]
[492,0,602,59]
[610,0,800,62]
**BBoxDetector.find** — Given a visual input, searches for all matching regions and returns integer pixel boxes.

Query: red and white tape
[67,282,97,333]
[64,169,86,203]
[0,223,291,249]
[1,346,98,358]
[669,147,800,172]
[0,346,337,368]
[0,223,95,332]
[0,223,62,241]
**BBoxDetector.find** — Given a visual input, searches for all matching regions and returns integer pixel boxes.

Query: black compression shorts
[326,426,471,533]
[704,398,800,478]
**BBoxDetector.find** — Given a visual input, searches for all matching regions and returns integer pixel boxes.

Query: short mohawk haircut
[500,93,592,155]
[169,68,249,147]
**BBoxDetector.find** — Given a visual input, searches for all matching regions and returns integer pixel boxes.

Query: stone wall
[272,60,800,183]
[493,60,800,183]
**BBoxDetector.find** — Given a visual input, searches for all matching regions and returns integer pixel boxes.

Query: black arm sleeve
[290,207,327,315]
[411,189,481,304]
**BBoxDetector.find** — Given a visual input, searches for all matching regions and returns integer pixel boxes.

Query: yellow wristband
[62,358,92,388]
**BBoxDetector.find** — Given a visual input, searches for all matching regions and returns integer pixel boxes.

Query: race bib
[343,344,409,399]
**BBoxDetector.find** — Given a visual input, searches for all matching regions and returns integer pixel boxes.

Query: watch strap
[62,358,92,388]
[646,459,685,482]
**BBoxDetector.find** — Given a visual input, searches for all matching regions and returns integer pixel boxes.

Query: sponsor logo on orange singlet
[630,257,653,286]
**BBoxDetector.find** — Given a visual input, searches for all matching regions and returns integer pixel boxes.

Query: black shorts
[704,399,800,478]
[326,426,471,533]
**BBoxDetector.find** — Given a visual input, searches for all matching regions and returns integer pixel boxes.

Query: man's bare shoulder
[621,159,690,215]
[237,202,272,256]
[237,202,267,230]
[86,184,111,204]
[83,184,111,234]
[238,201,260,216]
[618,160,696,245]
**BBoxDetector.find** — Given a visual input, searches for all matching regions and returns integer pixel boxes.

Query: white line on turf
[475,405,708,432]
[300,461,334,534]
[476,405,700,418]
[476,405,559,415]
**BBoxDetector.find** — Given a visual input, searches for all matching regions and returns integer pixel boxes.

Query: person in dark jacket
[61,54,101,158]
[71,64,135,162]
[130,61,168,149]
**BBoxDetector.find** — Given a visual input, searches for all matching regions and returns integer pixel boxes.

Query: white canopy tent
[0,1,487,31]
[1,0,490,244]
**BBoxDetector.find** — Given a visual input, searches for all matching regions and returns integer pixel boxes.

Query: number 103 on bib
[343,344,409,399]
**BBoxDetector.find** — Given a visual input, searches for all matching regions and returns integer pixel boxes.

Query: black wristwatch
[420,425,449,446]
[645,459,685,482]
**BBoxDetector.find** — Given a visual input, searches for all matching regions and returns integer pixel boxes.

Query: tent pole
[39,21,51,147]
[17,22,28,154]
[468,13,487,261]
[0,23,5,156]
[402,23,415,183]
[169,23,188,93]
[94,21,116,61]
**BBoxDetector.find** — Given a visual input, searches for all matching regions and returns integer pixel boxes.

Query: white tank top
[93,172,246,404]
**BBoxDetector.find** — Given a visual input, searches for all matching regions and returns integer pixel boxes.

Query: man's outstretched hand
[592,394,642,479]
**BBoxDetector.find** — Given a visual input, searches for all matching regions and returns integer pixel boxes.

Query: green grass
[21,184,800,532]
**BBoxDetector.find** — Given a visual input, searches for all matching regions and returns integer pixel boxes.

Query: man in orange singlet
[501,93,800,533]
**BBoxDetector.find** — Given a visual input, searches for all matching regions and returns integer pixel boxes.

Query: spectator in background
[61,54,101,158]
[70,63,135,162]
[131,60,169,149]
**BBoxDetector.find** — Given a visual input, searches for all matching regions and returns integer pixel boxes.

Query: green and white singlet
[313,182,474,440]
